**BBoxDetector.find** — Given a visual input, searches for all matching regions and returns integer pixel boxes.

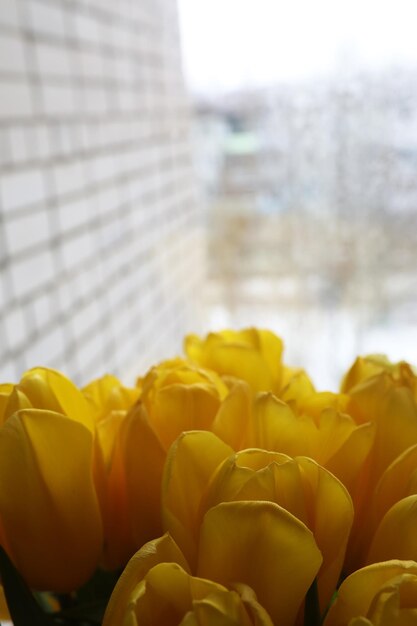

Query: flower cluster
[1,328,417,625]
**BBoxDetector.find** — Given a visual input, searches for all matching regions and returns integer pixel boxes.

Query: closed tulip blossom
[185,328,285,393]
[137,357,228,450]
[0,368,102,591]
[0,366,94,430]
[80,374,141,571]
[0,409,102,591]
[82,373,140,423]
[323,560,417,626]
[97,358,229,568]
[211,381,374,493]
[162,430,353,611]
[340,357,417,573]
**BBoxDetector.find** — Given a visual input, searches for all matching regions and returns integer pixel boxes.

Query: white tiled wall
[0,0,205,385]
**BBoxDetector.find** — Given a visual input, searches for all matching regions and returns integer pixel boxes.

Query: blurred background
[0,0,417,390]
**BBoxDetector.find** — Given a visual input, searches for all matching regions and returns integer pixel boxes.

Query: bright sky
[178,0,417,94]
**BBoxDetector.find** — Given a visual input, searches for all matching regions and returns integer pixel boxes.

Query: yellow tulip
[84,360,227,570]
[104,517,320,626]
[93,409,139,570]
[342,444,417,573]
[80,374,140,569]
[119,403,167,560]
[103,533,191,625]
[185,328,284,393]
[103,536,273,626]
[0,409,102,591]
[0,368,138,574]
[341,363,417,572]
[162,431,234,568]
[103,534,274,626]
[342,355,417,400]
[162,431,351,610]
[347,371,417,481]
[139,358,228,451]
[198,501,322,626]
[212,382,374,493]
[278,369,316,405]
[323,560,417,626]
[100,359,228,559]
[1,367,94,432]
[82,374,139,422]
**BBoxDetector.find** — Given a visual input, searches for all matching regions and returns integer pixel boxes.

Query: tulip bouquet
[1,328,417,626]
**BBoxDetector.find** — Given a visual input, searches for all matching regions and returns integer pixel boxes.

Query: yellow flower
[91,408,137,570]
[138,357,228,450]
[103,522,320,626]
[82,374,140,422]
[340,360,417,572]
[212,381,374,493]
[185,328,284,393]
[323,560,417,626]
[345,444,417,574]
[95,359,228,568]
[345,360,417,486]
[103,534,274,626]
[162,431,351,610]
[341,355,417,399]
[80,374,140,569]
[0,409,102,591]
[0,367,94,431]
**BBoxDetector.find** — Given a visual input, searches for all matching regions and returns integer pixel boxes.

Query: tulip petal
[153,385,222,450]
[280,370,316,405]
[249,393,316,457]
[296,457,354,608]
[127,563,268,626]
[314,409,363,465]
[257,329,284,391]
[0,385,13,425]
[367,496,417,565]
[124,405,166,548]
[210,345,273,393]
[203,450,308,525]
[20,367,94,431]
[83,374,139,421]
[323,560,417,626]
[0,409,102,591]
[186,330,278,393]
[131,563,198,625]
[372,444,417,526]
[197,501,322,626]
[103,534,190,626]
[200,450,351,610]
[325,422,374,491]
[96,411,137,570]
[190,587,267,626]
[233,583,274,626]
[371,387,417,482]
[162,431,234,568]
[212,382,252,450]
[341,356,393,393]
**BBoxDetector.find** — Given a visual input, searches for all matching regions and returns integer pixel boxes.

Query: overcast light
[178,0,417,94]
